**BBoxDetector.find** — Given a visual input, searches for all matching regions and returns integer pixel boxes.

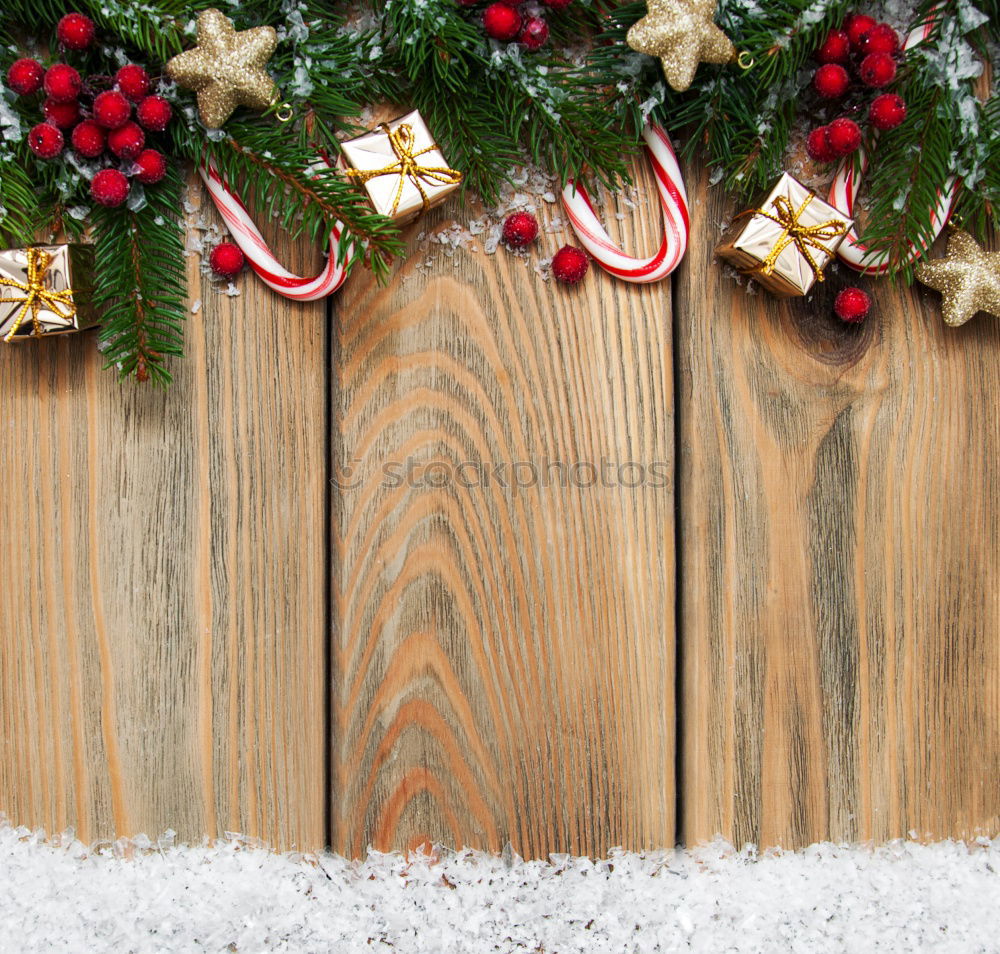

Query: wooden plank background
[1,155,998,856]
[330,166,674,859]
[0,187,327,850]
[677,161,1000,848]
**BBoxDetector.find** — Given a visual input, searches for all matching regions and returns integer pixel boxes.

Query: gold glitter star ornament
[627,0,735,92]
[166,8,279,129]
[915,228,1000,327]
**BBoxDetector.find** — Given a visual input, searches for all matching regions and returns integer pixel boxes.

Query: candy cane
[200,161,354,300]
[561,122,689,283]
[828,14,958,273]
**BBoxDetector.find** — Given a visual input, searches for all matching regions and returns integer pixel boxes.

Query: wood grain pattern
[676,160,1000,849]
[330,163,675,859]
[0,187,327,850]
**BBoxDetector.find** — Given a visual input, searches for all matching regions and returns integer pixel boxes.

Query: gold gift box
[0,244,98,341]
[341,110,462,226]
[716,173,852,297]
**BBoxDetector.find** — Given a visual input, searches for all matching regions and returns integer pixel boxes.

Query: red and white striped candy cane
[828,14,958,273]
[200,160,354,300]
[561,122,689,283]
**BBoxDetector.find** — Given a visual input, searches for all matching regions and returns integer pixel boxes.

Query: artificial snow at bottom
[1,821,999,954]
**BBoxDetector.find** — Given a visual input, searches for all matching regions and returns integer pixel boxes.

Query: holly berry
[542,0,573,8]
[43,64,82,103]
[815,28,850,64]
[209,242,245,279]
[56,12,96,51]
[42,97,80,129]
[826,117,862,156]
[859,52,896,88]
[70,120,106,158]
[845,13,877,49]
[27,122,64,159]
[7,58,44,96]
[551,245,589,285]
[133,148,167,185]
[483,1,522,41]
[136,95,172,132]
[93,90,132,129]
[520,16,549,50]
[116,65,152,102]
[108,121,145,159]
[502,211,539,248]
[858,22,899,56]
[869,92,907,131]
[90,168,130,207]
[806,126,835,163]
[813,63,850,99]
[834,287,871,322]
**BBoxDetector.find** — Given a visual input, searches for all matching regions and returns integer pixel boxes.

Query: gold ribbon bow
[751,194,846,282]
[0,248,78,341]
[345,122,462,217]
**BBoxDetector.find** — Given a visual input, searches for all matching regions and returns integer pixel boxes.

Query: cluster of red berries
[806,12,908,164]
[501,211,590,285]
[6,12,173,208]
[460,0,572,51]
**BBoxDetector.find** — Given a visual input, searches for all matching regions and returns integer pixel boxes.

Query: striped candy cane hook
[828,14,958,274]
[561,122,689,283]
[200,160,354,301]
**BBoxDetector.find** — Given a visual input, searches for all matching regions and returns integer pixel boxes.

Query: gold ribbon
[0,248,77,341]
[345,122,463,217]
[748,194,846,283]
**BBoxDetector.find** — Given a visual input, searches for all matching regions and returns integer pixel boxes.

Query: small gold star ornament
[915,228,1000,327]
[627,0,736,92]
[166,8,279,129]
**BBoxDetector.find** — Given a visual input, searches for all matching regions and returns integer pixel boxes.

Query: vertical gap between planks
[324,293,335,851]
[671,246,686,850]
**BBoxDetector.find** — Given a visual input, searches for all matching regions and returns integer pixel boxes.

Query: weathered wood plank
[676,160,1000,848]
[0,189,327,850]
[331,164,675,858]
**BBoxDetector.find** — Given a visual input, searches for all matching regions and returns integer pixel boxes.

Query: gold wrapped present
[716,173,852,297]
[341,110,462,225]
[0,244,98,341]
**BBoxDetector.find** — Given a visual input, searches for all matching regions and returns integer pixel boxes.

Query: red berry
[813,63,850,99]
[502,211,539,248]
[133,148,167,185]
[43,64,81,103]
[815,28,850,64]
[93,90,132,129]
[543,0,572,8]
[551,245,589,285]
[116,65,152,102]
[519,16,549,50]
[6,58,44,96]
[806,126,835,163]
[826,117,862,156]
[136,95,172,132]
[209,242,245,279]
[27,122,64,159]
[869,92,907,131]
[483,1,522,41]
[859,51,896,88]
[90,168,130,207]
[70,120,106,158]
[859,22,899,56]
[56,12,96,51]
[42,97,80,128]
[845,13,877,49]
[107,121,145,159]
[834,287,871,322]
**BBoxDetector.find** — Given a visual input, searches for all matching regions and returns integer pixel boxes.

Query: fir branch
[0,161,36,247]
[92,166,188,386]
